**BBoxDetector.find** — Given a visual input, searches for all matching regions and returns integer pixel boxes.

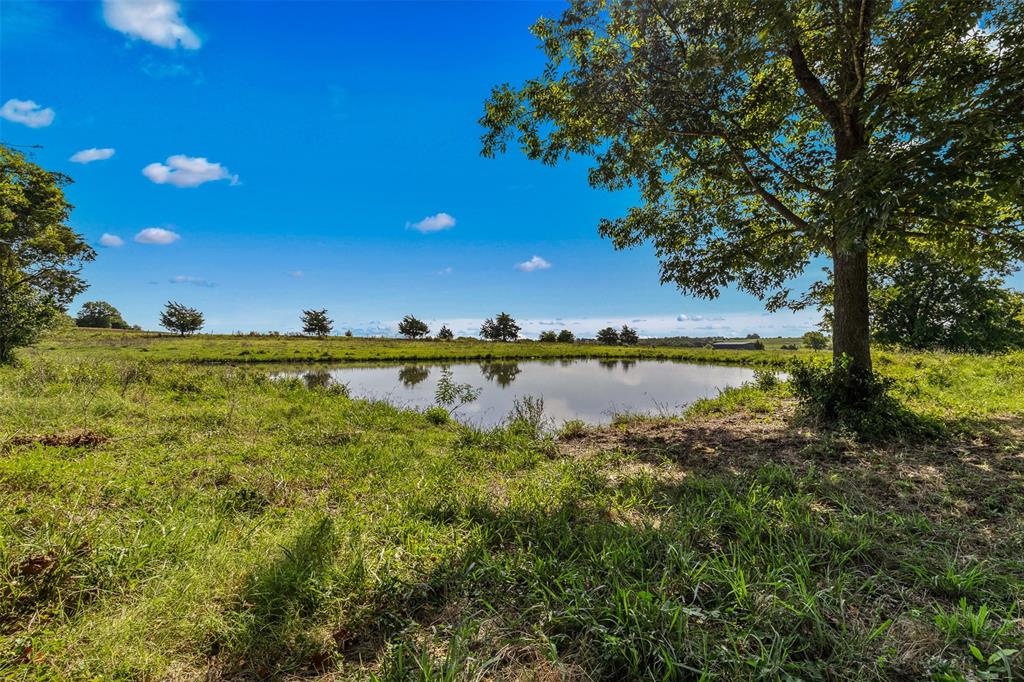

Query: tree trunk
[831,245,872,372]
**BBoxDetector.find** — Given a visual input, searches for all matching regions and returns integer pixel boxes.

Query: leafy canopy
[1,145,95,362]
[480,312,521,342]
[436,325,455,340]
[596,327,620,345]
[481,0,1024,309]
[76,301,130,329]
[301,308,333,337]
[398,314,430,339]
[160,301,204,336]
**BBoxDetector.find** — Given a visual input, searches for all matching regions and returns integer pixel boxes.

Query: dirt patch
[9,429,110,448]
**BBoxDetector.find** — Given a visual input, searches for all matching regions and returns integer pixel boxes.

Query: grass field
[1,330,1022,679]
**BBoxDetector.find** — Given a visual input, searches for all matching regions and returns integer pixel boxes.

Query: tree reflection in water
[479,361,522,387]
[398,365,431,387]
[302,369,333,390]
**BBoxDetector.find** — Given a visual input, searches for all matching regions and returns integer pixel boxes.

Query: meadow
[1,330,1022,679]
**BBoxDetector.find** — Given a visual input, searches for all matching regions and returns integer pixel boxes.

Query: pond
[274,359,760,428]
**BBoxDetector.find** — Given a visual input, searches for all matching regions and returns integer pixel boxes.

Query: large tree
[398,314,430,339]
[480,312,521,341]
[481,0,1024,377]
[76,301,130,329]
[159,301,204,336]
[301,308,333,337]
[1,145,95,363]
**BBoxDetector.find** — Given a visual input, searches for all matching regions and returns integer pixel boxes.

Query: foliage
[538,330,558,343]
[619,325,639,345]
[75,301,129,330]
[398,364,430,388]
[556,329,575,343]
[752,368,779,390]
[596,327,620,345]
[481,0,1024,371]
[397,314,430,339]
[869,250,1024,353]
[433,367,481,417]
[436,325,454,341]
[803,331,830,350]
[300,309,333,337]
[0,145,95,363]
[480,312,520,342]
[159,301,204,336]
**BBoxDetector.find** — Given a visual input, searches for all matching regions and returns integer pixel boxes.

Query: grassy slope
[1,332,1022,679]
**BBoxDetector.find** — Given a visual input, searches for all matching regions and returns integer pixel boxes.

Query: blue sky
[1,0,834,337]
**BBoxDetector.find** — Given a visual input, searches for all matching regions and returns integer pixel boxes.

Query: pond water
[274,359,759,428]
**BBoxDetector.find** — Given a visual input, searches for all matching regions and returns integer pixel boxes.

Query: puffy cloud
[289,270,304,279]
[0,99,54,128]
[70,148,116,163]
[437,266,453,275]
[143,155,237,188]
[98,233,125,247]
[134,227,180,244]
[103,0,200,49]
[170,275,214,287]
[515,255,552,272]
[406,212,456,233]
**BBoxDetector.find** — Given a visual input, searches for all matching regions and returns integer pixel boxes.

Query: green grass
[1,332,1022,679]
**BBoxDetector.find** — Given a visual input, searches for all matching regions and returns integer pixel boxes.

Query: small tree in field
[556,329,575,343]
[538,330,557,342]
[160,301,204,336]
[301,309,333,337]
[480,312,520,342]
[596,327,620,345]
[76,301,129,329]
[803,331,830,350]
[398,315,429,339]
[436,325,454,340]
[619,325,639,345]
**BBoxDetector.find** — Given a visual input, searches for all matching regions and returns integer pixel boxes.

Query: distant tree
[159,301,204,336]
[301,308,333,337]
[538,330,557,342]
[596,327,620,345]
[619,325,639,345]
[344,329,353,337]
[1,145,95,363]
[480,312,520,342]
[436,325,454,340]
[76,301,129,329]
[481,0,1024,391]
[803,331,830,350]
[868,251,1024,352]
[745,333,761,339]
[398,314,430,339]
[556,329,575,343]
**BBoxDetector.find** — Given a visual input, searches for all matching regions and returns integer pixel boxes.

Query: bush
[752,368,779,390]
[788,355,933,439]
[424,406,450,425]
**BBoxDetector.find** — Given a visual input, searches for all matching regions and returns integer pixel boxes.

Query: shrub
[538,331,558,342]
[752,368,779,390]
[424,406,450,425]
[788,355,933,439]
[802,331,829,350]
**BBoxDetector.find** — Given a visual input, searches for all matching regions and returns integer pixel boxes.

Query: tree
[398,314,429,339]
[869,250,1024,352]
[160,301,204,336]
[76,301,129,329]
[480,312,521,341]
[803,331,830,350]
[481,0,1024,380]
[556,329,575,343]
[436,325,454,340]
[596,327,620,345]
[619,325,640,345]
[538,330,558,342]
[746,333,761,339]
[1,145,95,363]
[301,309,333,337]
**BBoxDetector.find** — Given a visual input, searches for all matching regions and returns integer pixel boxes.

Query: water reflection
[398,365,430,388]
[273,359,759,427]
[479,361,522,387]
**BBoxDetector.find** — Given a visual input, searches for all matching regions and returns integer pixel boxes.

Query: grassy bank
[30,328,801,366]
[1,344,1022,679]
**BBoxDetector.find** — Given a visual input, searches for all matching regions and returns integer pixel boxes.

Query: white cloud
[99,233,125,247]
[406,212,456,234]
[70,148,116,164]
[289,270,304,278]
[142,154,237,188]
[134,227,180,244]
[170,275,214,287]
[515,255,552,272]
[0,99,54,128]
[103,0,200,49]
[438,266,453,275]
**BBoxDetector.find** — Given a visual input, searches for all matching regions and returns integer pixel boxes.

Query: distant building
[712,341,762,350]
